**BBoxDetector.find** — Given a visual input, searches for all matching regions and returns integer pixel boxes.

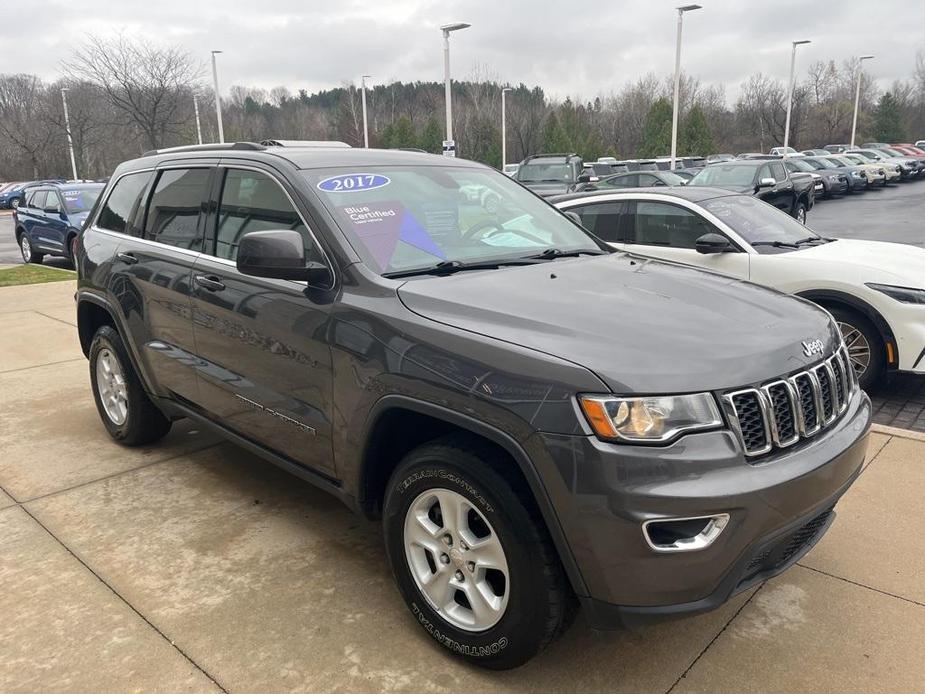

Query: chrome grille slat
[726,350,856,458]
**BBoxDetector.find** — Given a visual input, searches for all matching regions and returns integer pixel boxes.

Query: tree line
[2,36,925,181]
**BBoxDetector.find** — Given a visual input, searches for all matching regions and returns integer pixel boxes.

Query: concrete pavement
[1,279,923,693]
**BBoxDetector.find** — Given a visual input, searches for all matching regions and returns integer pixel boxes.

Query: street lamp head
[440,22,471,35]
[61,87,69,93]
[502,87,513,93]
[860,55,875,61]
[211,50,223,55]
[793,39,811,46]
[677,4,702,12]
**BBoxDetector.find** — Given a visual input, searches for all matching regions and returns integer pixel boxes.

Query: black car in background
[688,159,814,222]
[804,156,868,193]
[783,157,848,198]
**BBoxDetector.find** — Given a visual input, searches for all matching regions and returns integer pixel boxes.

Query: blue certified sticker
[317,173,390,193]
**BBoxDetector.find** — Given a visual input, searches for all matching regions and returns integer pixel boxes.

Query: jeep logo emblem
[802,339,825,357]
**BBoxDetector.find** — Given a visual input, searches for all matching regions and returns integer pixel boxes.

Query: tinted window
[97,171,154,236]
[770,163,786,180]
[628,201,713,249]
[571,202,625,242]
[43,191,62,212]
[145,168,210,250]
[757,164,773,182]
[638,174,660,186]
[603,174,637,188]
[26,191,46,210]
[214,169,317,262]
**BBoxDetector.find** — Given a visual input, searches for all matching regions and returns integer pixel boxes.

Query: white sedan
[554,187,925,389]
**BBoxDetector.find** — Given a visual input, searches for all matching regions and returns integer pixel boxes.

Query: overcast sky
[8,0,925,102]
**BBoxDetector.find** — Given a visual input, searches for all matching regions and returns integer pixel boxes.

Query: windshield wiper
[524,248,609,260]
[749,240,799,249]
[382,258,541,279]
[792,236,831,245]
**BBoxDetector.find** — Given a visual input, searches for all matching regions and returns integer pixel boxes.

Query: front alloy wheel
[838,321,872,379]
[404,488,510,632]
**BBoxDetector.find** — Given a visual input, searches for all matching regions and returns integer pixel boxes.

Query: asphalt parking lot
[1,278,924,692]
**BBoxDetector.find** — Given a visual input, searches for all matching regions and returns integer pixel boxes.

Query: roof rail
[259,139,351,148]
[140,142,266,157]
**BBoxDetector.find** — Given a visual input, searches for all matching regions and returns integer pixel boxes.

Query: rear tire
[89,325,172,446]
[828,307,885,392]
[19,233,43,264]
[793,201,807,224]
[383,435,571,670]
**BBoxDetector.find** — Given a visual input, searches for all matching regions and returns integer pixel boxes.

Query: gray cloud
[6,0,923,101]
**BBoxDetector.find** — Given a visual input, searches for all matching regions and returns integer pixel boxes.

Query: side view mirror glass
[577,172,592,183]
[695,232,733,255]
[757,177,776,188]
[236,229,332,286]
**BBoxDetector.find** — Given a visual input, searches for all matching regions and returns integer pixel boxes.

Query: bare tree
[0,74,55,178]
[63,35,201,150]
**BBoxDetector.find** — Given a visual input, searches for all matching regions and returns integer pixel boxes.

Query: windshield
[789,159,815,172]
[658,171,688,186]
[690,164,756,186]
[704,195,821,247]
[61,186,103,214]
[304,166,601,275]
[845,155,867,165]
[808,157,836,170]
[515,162,574,183]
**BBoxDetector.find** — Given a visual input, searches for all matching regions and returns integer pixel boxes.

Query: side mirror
[577,172,592,183]
[757,177,776,188]
[44,206,59,214]
[695,232,733,255]
[236,229,332,285]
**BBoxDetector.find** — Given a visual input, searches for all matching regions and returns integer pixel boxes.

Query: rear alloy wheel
[10,198,20,209]
[19,234,43,264]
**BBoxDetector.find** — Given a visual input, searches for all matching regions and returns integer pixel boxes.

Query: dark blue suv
[14,182,104,264]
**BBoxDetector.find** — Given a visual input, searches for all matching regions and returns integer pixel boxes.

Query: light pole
[783,40,811,155]
[501,87,512,169]
[440,22,471,155]
[60,88,78,181]
[211,50,225,143]
[193,95,203,144]
[850,55,875,147]
[670,5,701,171]
[361,75,371,148]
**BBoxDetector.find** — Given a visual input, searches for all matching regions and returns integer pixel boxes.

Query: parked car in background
[827,155,886,187]
[673,168,703,182]
[804,156,867,193]
[784,157,848,198]
[844,150,904,181]
[915,139,925,148]
[769,147,803,157]
[514,153,587,197]
[706,153,734,162]
[802,149,832,157]
[848,148,918,180]
[75,143,872,669]
[502,163,520,177]
[620,159,659,172]
[554,187,925,389]
[689,159,814,222]
[0,182,31,209]
[735,152,767,159]
[577,170,687,191]
[889,144,925,157]
[824,144,852,153]
[13,182,104,264]
[875,147,925,177]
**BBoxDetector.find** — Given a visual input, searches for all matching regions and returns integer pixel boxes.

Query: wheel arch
[795,288,897,369]
[357,394,589,597]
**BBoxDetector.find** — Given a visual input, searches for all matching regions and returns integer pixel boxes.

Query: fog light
[642,514,729,553]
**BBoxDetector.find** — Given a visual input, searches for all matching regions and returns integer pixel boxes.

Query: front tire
[829,307,884,391]
[89,325,172,446]
[793,201,807,224]
[383,436,571,670]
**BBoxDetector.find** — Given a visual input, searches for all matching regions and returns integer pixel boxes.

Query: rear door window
[44,191,62,213]
[570,202,626,242]
[627,201,714,249]
[97,171,155,236]
[144,168,211,250]
[26,191,46,210]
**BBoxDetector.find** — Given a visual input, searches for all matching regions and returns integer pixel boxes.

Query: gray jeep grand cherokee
[75,143,871,670]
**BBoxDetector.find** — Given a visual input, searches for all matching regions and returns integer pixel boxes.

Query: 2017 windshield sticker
[340,201,446,270]
[318,173,390,193]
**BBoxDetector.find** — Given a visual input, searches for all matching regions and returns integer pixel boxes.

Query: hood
[397,253,839,394]
[519,181,574,197]
[792,239,925,285]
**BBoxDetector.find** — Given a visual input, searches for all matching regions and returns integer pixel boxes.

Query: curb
[870,423,925,443]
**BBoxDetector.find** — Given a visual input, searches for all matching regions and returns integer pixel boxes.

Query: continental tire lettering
[411,602,508,657]
[399,470,493,512]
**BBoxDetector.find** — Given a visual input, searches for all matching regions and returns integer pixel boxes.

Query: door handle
[194,274,226,292]
[116,251,138,264]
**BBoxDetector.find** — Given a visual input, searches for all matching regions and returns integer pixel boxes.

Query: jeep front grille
[723,347,856,457]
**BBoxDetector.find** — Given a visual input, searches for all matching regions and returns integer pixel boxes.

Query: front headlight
[866,283,925,305]
[578,393,723,443]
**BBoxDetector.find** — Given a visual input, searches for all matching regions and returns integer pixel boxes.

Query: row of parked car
[508,142,925,226]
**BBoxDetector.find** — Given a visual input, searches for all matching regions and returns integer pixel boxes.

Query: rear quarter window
[97,171,155,236]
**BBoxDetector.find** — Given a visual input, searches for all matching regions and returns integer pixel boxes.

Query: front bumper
[533,390,871,630]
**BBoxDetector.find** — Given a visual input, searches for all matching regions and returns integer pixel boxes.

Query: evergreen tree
[874,92,904,142]
[419,117,443,154]
[542,112,569,152]
[638,98,673,157]
[384,116,417,149]
[680,105,715,155]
